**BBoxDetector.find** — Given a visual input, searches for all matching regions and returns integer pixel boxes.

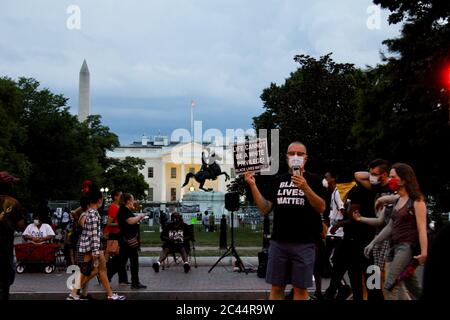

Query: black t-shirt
[161,222,190,244]
[263,171,325,244]
[117,206,138,238]
[343,183,395,242]
[372,183,395,199]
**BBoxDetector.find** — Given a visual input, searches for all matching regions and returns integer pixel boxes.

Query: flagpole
[191,101,194,143]
[191,100,194,168]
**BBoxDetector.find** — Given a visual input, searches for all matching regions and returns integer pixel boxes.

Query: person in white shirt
[323,172,345,256]
[22,215,55,244]
[326,181,345,239]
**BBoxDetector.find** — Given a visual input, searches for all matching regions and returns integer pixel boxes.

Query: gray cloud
[0,0,400,144]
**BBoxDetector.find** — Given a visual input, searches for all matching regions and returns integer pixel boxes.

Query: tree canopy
[253,0,450,210]
[0,77,149,203]
[104,157,149,200]
[253,53,366,179]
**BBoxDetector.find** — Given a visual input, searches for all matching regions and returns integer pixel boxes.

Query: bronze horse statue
[182,151,230,192]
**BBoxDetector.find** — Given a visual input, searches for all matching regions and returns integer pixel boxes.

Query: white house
[106,135,235,203]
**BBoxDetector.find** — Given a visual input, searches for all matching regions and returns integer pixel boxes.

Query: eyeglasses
[287,152,307,156]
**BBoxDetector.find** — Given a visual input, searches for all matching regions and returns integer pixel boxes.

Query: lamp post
[100,187,109,200]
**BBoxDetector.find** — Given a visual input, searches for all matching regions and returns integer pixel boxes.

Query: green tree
[0,77,119,202]
[354,0,450,210]
[104,157,149,200]
[254,54,366,176]
[0,77,30,191]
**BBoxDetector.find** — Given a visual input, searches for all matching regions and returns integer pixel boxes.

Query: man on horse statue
[182,148,230,192]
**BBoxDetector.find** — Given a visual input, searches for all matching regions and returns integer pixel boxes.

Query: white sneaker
[107,293,126,300]
[66,294,80,300]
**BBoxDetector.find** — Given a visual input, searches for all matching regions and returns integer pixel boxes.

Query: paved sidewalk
[140,246,260,252]
[10,266,266,300]
[9,265,329,300]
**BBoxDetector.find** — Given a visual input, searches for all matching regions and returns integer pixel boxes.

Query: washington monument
[78,59,90,122]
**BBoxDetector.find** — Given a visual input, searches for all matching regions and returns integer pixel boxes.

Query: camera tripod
[208,211,248,274]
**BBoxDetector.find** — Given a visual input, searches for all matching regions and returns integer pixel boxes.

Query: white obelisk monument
[78,59,90,122]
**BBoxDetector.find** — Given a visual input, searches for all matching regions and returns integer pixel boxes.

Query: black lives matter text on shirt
[162,222,190,244]
[263,172,325,244]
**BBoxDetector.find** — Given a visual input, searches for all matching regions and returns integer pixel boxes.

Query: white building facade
[106,135,235,203]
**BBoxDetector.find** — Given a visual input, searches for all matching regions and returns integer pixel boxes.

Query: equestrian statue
[182,148,230,192]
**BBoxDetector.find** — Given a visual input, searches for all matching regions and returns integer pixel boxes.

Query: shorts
[266,240,315,289]
[162,242,186,253]
[372,240,389,271]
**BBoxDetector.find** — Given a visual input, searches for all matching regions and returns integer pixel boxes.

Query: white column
[180,164,185,199]
[160,163,166,202]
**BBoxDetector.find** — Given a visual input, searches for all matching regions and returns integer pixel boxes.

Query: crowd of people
[1,138,450,301]
[245,141,448,300]
[0,171,197,301]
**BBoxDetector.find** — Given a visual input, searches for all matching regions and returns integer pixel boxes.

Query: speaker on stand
[208,192,247,274]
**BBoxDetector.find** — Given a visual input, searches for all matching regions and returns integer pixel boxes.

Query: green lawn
[139,249,260,257]
[139,223,264,247]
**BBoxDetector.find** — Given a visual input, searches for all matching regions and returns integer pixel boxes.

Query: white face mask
[288,155,304,170]
[322,179,329,189]
[369,175,380,185]
[33,219,40,226]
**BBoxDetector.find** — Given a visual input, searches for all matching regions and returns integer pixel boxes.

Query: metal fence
[140,206,270,236]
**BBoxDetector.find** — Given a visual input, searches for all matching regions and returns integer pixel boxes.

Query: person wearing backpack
[364,163,427,300]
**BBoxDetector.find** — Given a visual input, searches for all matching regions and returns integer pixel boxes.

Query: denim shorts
[266,240,315,289]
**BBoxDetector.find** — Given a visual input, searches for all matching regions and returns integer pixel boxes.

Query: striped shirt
[78,208,101,256]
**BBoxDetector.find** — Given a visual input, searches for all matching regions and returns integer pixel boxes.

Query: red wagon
[14,243,59,274]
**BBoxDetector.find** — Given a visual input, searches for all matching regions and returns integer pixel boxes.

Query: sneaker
[152,262,160,273]
[183,263,191,273]
[131,283,147,289]
[119,281,131,285]
[66,294,80,300]
[323,288,337,300]
[336,285,352,300]
[107,293,126,300]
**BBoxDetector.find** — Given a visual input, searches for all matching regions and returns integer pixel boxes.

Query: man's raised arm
[244,172,273,216]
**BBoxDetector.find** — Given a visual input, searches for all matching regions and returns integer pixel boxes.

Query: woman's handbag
[106,239,120,255]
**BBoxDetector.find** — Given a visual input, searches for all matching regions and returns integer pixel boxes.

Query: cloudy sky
[0,0,400,145]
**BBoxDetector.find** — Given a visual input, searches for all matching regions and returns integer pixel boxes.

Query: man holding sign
[245,141,325,300]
